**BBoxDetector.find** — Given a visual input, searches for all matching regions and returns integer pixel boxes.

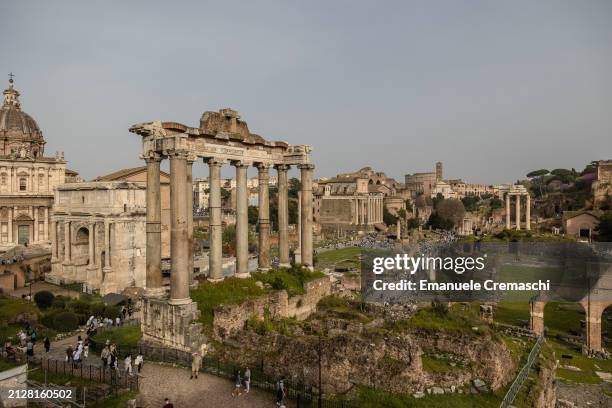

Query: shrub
[68,299,91,315]
[40,311,58,329]
[52,312,79,332]
[34,291,55,309]
[51,298,65,309]
[90,303,106,317]
[103,305,121,319]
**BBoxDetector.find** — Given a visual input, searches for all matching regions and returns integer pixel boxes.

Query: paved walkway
[138,363,294,408]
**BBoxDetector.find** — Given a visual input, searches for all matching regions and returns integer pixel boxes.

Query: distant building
[405,172,437,197]
[592,160,612,208]
[563,210,601,241]
[0,76,72,250]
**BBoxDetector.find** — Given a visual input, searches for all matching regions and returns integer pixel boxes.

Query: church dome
[0,76,45,157]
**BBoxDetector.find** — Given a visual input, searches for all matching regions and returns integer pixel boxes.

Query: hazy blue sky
[1,1,611,183]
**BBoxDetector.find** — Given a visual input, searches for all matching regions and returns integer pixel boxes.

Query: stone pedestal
[141,296,204,352]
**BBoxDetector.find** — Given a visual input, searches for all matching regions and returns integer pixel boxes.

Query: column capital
[187,153,198,164]
[204,157,224,167]
[298,163,315,171]
[231,160,251,168]
[141,151,163,162]
[255,162,272,171]
[167,149,190,159]
[274,164,290,172]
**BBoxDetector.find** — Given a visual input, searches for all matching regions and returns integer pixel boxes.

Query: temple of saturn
[501,184,531,230]
[130,108,313,351]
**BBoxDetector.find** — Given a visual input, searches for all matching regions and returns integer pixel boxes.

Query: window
[19,178,27,191]
[0,173,6,186]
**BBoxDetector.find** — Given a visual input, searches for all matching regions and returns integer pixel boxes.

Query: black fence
[0,348,138,393]
[88,338,358,408]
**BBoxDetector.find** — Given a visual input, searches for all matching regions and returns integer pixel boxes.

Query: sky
[1,0,611,184]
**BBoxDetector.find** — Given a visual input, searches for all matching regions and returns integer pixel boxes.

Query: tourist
[43,336,50,353]
[276,379,286,407]
[83,338,89,359]
[244,367,251,393]
[134,353,143,373]
[101,345,110,368]
[26,339,34,357]
[162,398,174,408]
[190,352,201,379]
[66,346,73,363]
[124,354,133,376]
[231,370,242,397]
[73,347,82,367]
[115,316,121,327]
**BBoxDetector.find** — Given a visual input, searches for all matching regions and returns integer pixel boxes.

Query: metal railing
[499,335,544,408]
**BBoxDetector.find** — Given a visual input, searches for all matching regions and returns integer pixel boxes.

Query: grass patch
[89,391,137,408]
[252,265,325,297]
[316,247,361,269]
[544,302,584,337]
[550,338,612,384]
[0,296,39,320]
[337,386,502,407]
[405,303,487,334]
[421,355,461,373]
[495,301,530,327]
[317,296,371,323]
[191,277,267,329]
[93,325,142,348]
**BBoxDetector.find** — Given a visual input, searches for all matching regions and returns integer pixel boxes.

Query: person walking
[65,346,73,363]
[134,353,143,373]
[231,370,242,397]
[190,352,202,379]
[276,379,286,407]
[162,398,174,408]
[43,337,50,353]
[26,339,34,357]
[124,354,133,376]
[243,367,251,393]
[101,345,110,368]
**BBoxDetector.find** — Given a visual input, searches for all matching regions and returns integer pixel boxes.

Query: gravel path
[138,363,294,408]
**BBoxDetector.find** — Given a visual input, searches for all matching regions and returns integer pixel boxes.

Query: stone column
[63,221,71,264]
[276,164,290,267]
[145,154,163,294]
[33,206,39,242]
[87,221,95,268]
[43,207,49,241]
[515,195,521,230]
[7,207,12,244]
[525,194,531,231]
[257,163,271,270]
[234,161,249,277]
[187,156,195,285]
[207,159,223,281]
[169,150,191,304]
[50,220,58,262]
[505,194,511,229]
[103,221,111,272]
[299,164,314,268]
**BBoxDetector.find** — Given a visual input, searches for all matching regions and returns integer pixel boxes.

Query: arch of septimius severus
[130,108,313,351]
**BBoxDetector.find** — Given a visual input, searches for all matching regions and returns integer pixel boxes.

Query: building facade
[48,182,147,294]
[0,77,68,250]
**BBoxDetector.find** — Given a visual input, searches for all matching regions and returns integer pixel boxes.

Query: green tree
[526,169,550,197]
[383,207,398,226]
[397,208,407,220]
[248,206,259,225]
[435,198,466,228]
[597,211,612,242]
[288,178,301,199]
[34,291,55,310]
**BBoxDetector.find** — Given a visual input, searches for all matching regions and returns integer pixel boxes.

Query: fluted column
[144,154,163,293]
[169,150,191,304]
[257,163,271,270]
[526,194,531,230]
[299,164,314,268]
[33,206,39,242]
[63,221,71,264]
[234,161,249,277]
[50,220,58,262]
[43,207,49,241]
[7,207,13,244]
[276,164,290,267]
[87,221,95,268]
[515,195,521,230]
[505,194,511,229]
[207,159,223,281]
[187,156,195,285]
[103,220,111,272]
